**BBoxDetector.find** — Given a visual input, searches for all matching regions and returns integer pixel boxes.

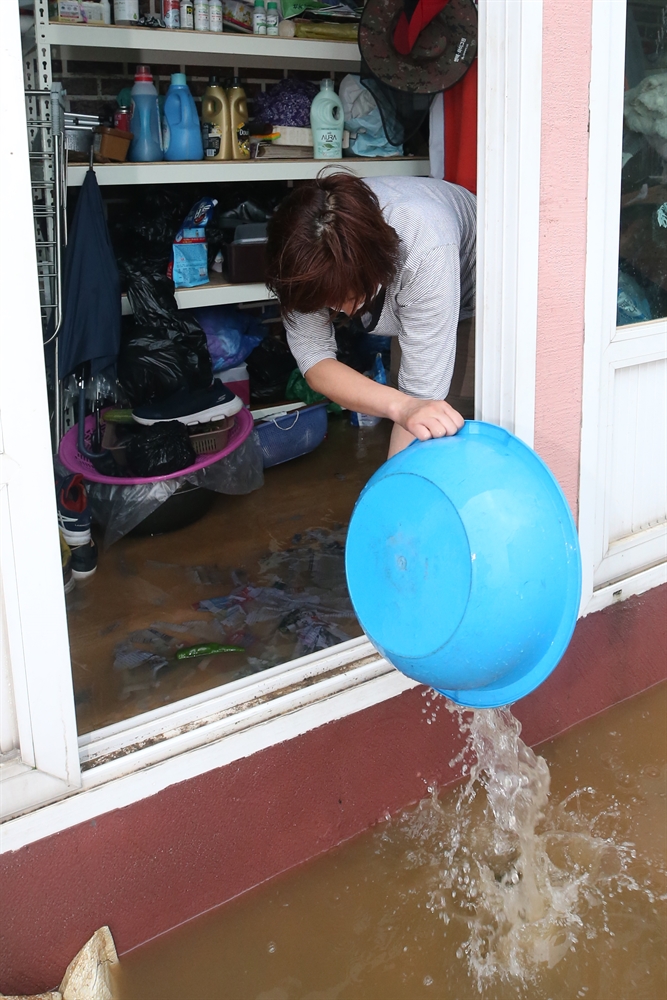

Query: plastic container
[188,416,235,454]
[253,0,266,34]
[180,0,194,29]
[113,0,138,24]
[310,79,344,160]
[129,482,214,537]
[209,0,223,31]
[254,403,328,468]
[59,407,254,486]
[194,0,209,31]
[227,77,250,160]
[345,422,582,709]
[201,78,232,160]
[128,65,163,163]
[266,0,278,35]
[163,73,204,162]
[162,0,180,27]
[218,363,249,405]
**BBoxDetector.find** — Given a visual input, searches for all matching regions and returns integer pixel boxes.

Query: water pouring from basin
[345,421,582,708]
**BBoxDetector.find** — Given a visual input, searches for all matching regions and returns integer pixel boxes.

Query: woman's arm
[306,358,464,450]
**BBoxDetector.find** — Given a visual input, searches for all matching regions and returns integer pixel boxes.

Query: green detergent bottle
[310,79,343,160]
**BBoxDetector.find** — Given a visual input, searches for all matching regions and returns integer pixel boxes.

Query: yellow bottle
[201,76,232,160]
[227,76,250,160]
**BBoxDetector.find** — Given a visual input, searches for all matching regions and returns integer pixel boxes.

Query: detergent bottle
[227,77,250,160]
[201,77,232,160]
[310,79,343,159]
[163,73,204,161]
[128,65,163,162]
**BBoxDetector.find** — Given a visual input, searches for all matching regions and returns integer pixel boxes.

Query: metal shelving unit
[32,11,431,340]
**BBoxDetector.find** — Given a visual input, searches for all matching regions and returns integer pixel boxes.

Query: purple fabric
[254,79,319,128]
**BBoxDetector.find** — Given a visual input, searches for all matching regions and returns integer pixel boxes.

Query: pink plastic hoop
[58,406,254,486]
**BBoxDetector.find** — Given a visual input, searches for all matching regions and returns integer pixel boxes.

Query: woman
[266,171,476,456]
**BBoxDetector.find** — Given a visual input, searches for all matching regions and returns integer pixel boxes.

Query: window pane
[619,1,667,325]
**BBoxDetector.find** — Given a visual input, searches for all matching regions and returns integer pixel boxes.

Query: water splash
[383,695,664,993]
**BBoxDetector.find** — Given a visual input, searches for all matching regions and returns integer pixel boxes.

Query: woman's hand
[395,396,464,441]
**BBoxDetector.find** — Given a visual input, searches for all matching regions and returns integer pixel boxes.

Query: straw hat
[359,0,478,95]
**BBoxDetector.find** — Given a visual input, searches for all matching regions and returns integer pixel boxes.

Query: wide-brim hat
[359,0,478,95]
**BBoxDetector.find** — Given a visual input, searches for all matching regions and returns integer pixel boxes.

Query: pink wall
[535,0,593,518]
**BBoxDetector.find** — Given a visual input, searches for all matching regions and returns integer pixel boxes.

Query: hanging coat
[58,167,121,379]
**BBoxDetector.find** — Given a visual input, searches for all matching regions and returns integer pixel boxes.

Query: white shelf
[68,156,431,186]
[47,22,361,70]
[121,276,273,314]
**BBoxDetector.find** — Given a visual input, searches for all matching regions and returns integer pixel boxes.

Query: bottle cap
[267,2,277,6]
[171,73,187,86]
[230,76,242,87]
[254,0,265,6]
[320,79,335,91]
[135,64,153,81]
[208,75,218,86]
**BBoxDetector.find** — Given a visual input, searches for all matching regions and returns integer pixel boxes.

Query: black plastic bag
[116,266,212,407]
[246,336,298,403]
[126,421,197,478]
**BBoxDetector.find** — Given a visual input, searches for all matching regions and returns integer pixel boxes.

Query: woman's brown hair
[266,172,400,315]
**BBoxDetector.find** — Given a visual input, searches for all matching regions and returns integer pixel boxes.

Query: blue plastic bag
[339,75,404,158]
[189,305,266,372]
[350,353,387,427]
[617,271,652,326]
[171,197,217,289]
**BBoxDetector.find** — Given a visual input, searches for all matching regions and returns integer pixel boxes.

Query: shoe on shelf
[71,538,98,580]
[60,531,75,595]
[56,473,92,545]
[132,381,243,427]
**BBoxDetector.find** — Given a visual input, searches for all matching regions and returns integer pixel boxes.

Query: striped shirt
[284,176,476,400]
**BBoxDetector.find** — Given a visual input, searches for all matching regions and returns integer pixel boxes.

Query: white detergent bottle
[310,79,343,159]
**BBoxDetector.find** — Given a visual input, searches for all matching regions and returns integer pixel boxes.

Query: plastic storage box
[254,402,328,468]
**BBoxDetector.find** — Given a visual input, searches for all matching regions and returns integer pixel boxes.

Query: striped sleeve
[395,244,460,400]
[284,309,338,376]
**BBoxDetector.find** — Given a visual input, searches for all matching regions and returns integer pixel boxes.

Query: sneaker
[56,473,92,545]
[60,532,75,594]
[132,381,243,427]
[71,538,98,580]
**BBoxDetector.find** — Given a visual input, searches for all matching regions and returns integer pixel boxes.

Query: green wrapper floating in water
[176,643,244,660]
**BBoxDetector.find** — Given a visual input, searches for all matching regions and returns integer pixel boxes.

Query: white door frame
[1,0,546,847]
[0,0,81,822]
[579,0,667,617]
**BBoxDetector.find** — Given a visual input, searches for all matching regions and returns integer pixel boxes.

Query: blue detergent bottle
[163,73,204,161]
[128,65,163,162]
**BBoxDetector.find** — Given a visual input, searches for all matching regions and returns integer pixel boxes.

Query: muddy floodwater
[115,682,667,1000]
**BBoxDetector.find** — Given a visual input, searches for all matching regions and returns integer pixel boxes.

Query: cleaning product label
[202,122,222,157]
[313,129,341,158]
[172,197,218,288]
[163,0,180,27]
[237,122,250,156]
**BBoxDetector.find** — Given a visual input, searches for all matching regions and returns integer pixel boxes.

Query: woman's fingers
[404,400,464,439]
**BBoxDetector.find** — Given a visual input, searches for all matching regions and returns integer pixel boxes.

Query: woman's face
[329,296,364,318]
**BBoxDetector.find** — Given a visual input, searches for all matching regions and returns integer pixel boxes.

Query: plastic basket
[255,403,328,468]
[189,416,235,455]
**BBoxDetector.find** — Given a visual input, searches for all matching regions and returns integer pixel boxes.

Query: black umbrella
[58,165,121,457]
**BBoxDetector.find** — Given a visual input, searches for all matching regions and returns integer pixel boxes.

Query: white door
[580,0,667,610]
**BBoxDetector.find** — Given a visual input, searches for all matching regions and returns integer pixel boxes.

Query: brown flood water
[115,682,667,1000]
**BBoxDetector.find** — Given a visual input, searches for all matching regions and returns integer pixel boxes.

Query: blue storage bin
[255,403,328,468]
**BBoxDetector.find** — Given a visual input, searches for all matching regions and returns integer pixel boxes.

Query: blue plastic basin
[345,422,582,708]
